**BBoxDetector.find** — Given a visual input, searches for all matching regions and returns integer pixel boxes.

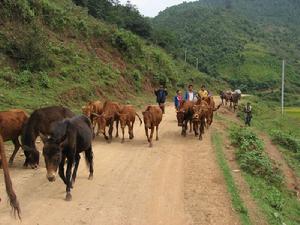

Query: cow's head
[117,113,128,129]
[176,110,185,126]
[96,114,107,134]
[41,134,65,182]
[23,145,40,169]
[82,105,92,118]
[142,111,152,129]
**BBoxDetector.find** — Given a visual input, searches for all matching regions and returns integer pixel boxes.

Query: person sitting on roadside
[244,102,252,126]
[198,85,209,99]
[174,90,183,111]
[184,84,197,102]
[154,85,168,114]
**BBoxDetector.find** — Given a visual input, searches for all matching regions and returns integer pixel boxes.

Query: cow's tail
[135,113,143,126]
[0,136,21,219]
[213,103,222,112]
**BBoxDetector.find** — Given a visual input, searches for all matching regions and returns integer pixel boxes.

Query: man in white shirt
[184,84,197,102]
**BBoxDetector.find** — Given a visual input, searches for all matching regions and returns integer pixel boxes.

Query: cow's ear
[142,111,145,115]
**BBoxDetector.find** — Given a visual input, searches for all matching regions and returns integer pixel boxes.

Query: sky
[119,0,194,17]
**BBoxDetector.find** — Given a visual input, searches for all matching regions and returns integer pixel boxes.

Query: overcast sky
[119,0,194,17]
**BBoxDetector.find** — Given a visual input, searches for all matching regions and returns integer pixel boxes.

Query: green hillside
[152,0,300,105]
[0,0,218,111]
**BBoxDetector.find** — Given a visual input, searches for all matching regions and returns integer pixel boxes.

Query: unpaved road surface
[0,105,239,225]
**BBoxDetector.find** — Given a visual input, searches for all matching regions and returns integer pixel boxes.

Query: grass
[237,96,300,179]
[229,125,300,225]
[285,107,300,119]
[244,174,300,225]
[211,131,252,225]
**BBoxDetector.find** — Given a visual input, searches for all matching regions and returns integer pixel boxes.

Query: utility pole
[184,49,187,63]
[196,58,199,70]
[281,60,285,116]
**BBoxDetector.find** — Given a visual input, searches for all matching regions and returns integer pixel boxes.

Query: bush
[4,26,53,71]
[270,130,300,153]
[230,127,283,187]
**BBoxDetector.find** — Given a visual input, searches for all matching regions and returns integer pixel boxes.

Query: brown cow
[176,101,194,136]
[0,135,21,219]
[220,91,232,106]
[117,105,142,143]
[0,109,28,165]
[82,100,103,136]
[192,101,209,140]
[142,106,162,147]
[95,101,122,143]
[230,92,241,112]
[202,96,221,127]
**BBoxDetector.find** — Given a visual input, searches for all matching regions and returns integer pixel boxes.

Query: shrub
[230,127,283,187]
[270,130,300,153]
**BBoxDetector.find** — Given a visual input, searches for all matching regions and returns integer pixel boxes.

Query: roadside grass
[212,131,252,225]
[229,126,300,225]
[237,96,300,179]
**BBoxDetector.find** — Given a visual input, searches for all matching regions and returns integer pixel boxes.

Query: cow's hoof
[156,137,159,141]
[8,160,13,166]
[121,139,125,143]
[199,137,203,141]
[149,143,153,148]
[88,174,93,180]
[65,193,72,201]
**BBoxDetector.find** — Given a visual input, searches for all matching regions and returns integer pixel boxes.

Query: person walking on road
[174,90,183,111]
[244,102,252,126]
[184,84,197,102]
[155,85,168,114]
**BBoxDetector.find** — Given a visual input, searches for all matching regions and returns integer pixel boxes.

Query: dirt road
[0,105,239,225]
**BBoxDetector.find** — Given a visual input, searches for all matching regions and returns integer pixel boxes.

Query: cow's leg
[71,154,81,186]
[189,120,192,133]
[115,119,119,138]
[108,121,114,143]
[145,127,150,143]
[149,127,154,147]
[59,155,67,185]
[129,120,134,139]
[194,122,199,136]
[65,155,74,201]
[155,125,159,141]
[182,120,187,137]
[121,126,125,143]
[9,138,21,165]
[199,118,205,140]
[85,147,94,180]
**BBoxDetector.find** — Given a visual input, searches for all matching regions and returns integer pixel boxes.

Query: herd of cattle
[0,91,240,219]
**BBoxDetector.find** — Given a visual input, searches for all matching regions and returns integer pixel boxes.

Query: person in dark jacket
[154,85,168,114]
[244,102,252,126]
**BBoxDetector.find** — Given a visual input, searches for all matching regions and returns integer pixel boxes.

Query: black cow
[176,101,195,136]
[41,116,94,201]
[22,106,75,168]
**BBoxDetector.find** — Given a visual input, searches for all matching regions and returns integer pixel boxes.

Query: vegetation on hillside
[72,0,152,38]
[152,0,300,105]
[0,0,217,111]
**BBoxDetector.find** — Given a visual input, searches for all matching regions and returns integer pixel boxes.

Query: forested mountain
[0,0,216,110]
[152,0,300,105]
